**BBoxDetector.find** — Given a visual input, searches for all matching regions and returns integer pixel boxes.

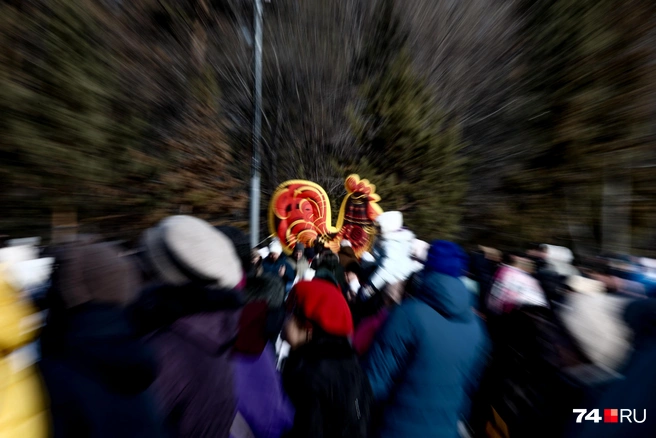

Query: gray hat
[144,215,242,289]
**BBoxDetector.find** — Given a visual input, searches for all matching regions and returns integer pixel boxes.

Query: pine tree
[0,0,136,235]
[159,66,248,226]
[0,0,249,239]
[501,0,655,252]
[350,50,468,240]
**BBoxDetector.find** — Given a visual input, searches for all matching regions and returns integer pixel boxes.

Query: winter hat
[0,237,54,291]
[51,241,140,308]
[0,245,39,265]
[544,245,573,263]
[340,240,352,248]
[640,257,656,270]
[6,257,54,292]
[269,239,283,255]
[425,240,468,278]
[544,245,579,277]
[293,242,305,253]
[216,226,251,272]
[257,247,270,259]
[143,215,242,289]
[376,211,403,236]
[287,279,354,336]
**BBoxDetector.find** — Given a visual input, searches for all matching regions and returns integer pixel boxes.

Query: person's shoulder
[388,300,427,325]
[398,296,428,311]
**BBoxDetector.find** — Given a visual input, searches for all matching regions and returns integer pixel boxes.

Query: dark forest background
[2,0,656,256]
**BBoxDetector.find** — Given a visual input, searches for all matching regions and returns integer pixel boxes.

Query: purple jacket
[146,309,241,437]
[231,344,295,438]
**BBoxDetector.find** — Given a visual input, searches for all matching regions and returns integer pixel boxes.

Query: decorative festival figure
[268,175,383,258]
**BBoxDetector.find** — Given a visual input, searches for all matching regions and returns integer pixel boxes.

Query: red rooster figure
[268,174,383,258]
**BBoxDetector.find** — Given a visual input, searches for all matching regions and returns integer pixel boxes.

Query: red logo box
[604,409,618,423]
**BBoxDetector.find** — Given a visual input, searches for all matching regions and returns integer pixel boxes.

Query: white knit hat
[257,247,270,259]
[544,245,579,277]
[269,239,283,255]
[640,258,656,269]
[544,245,574,263]
[144,215,242,289]
[376,211,403,236]
[340,240,352,248]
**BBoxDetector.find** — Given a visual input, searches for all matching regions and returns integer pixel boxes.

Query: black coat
[282,335,372,438]
[262,256,295,285]
[39,304,165,438]
[481,305,592,438]
[469,251,497,313]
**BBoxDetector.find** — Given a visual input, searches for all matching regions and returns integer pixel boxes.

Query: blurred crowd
[1,212,655,438]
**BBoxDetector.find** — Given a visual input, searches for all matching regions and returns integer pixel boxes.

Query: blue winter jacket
[364,270,489,438]
[261,256,295,285]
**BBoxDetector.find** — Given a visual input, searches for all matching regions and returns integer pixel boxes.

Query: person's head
[479,245,502,263]
[515,256,536,274]
[543,245,578,277]
[375,211,403,238]
[256,246,269,262]
[503,250,533,272]
[252,249,262,267]
[526,242,545,255]
[49,240,140,310]
[284,313,313,349]
[268,240,283,260]
[317,251,339,271]
[142,215,242,289]
[425,240,468,278]
[283,279,353,349]
[417,243,472,321]
[292,242,305,262]
[313,251,341,287]
[244,273,285,308]
[502,250,516,266]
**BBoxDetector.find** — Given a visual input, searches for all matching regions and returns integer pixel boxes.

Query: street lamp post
[250,0,264,249]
